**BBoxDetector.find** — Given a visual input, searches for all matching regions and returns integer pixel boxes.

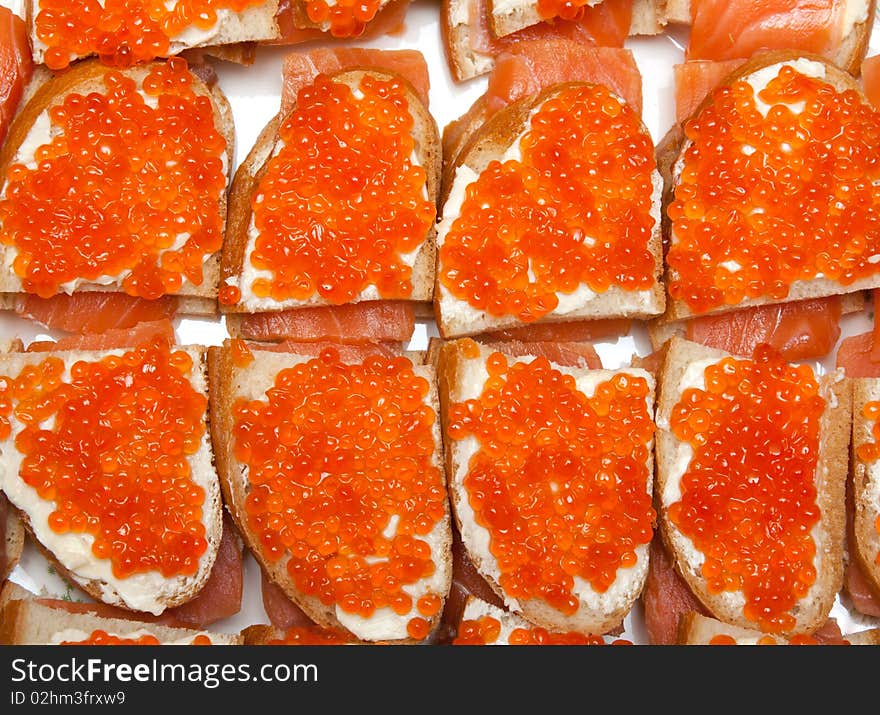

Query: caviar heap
[237,74,435,308]
[61,631,212,645]
[454,615,631,645]
[668,347,825,633]
[708,633,822,646]
[305,0,384,37]
[265,626,350,645]
[439,84,656,323]
[0,341,209,580]
[0,59,226,300]
[447,346,655,615]
[856,400,880,565]
[231,349,446,640]
[34,0,265,70]
[668,64,880,314]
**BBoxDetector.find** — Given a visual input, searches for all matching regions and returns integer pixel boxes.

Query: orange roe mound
[304,0,383,37]
[447,353,655,614]
[0,58,226,301]
[535,0,601,21]
[439,84,656,323]
[454,616,631,644]
[231,348,446,638]
[668,346,825,633]
[709,633,823,646]
[668,64,880,314]
[266,626,350,645]
[855,400,880,567]
[218,284,241,306]
[34,0,266,70]
[230,338,254,367]
[0,340,208,580]
[708,634,738,645]
[249,74,435,306]
[61,630,213,645]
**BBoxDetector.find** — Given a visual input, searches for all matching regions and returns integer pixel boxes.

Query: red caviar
[668,65,880,314]
[708,633,823,645]
[668,346,825,633]
[219,284,242,306]
[0,340,208,580]
[249,74,434,306]
[230,339,254,367]
[536,0,601,21]
[34,0,265,70]
[0,59,226,300]
[266,626,350,645]
[855,400,880,566]
[61,629,212,645]
[439,84,656,323]
[454,616,631,645]
[447,352,655,614]
[305,0,383,37]
[231,348,446,638]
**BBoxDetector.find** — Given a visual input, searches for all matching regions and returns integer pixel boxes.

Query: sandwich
[0,596,240,645]
[220,49,440,345]
[453,596,632,644]
[654,337,850,636]
[436,67,663,339]
[0,58,234,328]
[209,340,452,643]
[273,0,411,44]
[437,338,656,635]
[0,338,224,616]
[483,0,663,38]
[26,0,281,70]
[678,611,880,645]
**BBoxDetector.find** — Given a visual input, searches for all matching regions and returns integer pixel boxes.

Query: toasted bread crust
[1,500,23,583]
[656,337,849,636]
[661,51,879,323]
[850,378,880,600]
[220,68,440,315]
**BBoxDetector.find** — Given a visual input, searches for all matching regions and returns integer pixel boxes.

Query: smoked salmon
[685,296,843,361]
[484,340,603,369]
[280,47,430,116]
[0,7,32,148]
[26,320,175,352]
[674,59,746,123]
[687,0,849,63]
[15,293,178,335]
[273,0,409,45]
[485,40,643,116]
[230,301,415,344]
[870,289,880,362]
[484,318,631,344]
[863,55,880,109]
[250,340,403,359]
[643,538,708,645]
[836,331,880,377]
[261,571,317,630]
[845,562,880,617]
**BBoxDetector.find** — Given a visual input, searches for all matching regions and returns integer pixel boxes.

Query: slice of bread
[0,60,234,315]
[679,611,880,645]
[1,497,24,583]
[487,0,607,38]
[26,0,281,67]
[208,342,452,643]
[0,598,241,645]
[241,623,355,644]
[221,68,440,316]
[438,339,656,635]
[442,0,495,83]
[436,82,664,338]
[662,52,880,322]
[850,378,880,601]
[655,337,850,635]
[0,346,223,616]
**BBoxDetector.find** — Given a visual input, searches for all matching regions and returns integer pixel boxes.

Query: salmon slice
[26,320,175,352]
[811,618,849,645]
[643,537,708,645]
[0,7,32,147]
[674,59,746,123]
[168,513,243,628]
[483,318,631,344]
[232,301,415,344]
[836,331,880,377]
[251,340,403,360]
[863,55,880,109]
[15,293,178,335]
[280,47,430,116]
[845,561,880,617]
[685,296,842,361]
[484,340,602,369]
[470,0,631,56]
[870,289,880,362]
[486,40,643,116]
[261,570,318,630]
[687,0,846,63]
[273,0,410,45]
